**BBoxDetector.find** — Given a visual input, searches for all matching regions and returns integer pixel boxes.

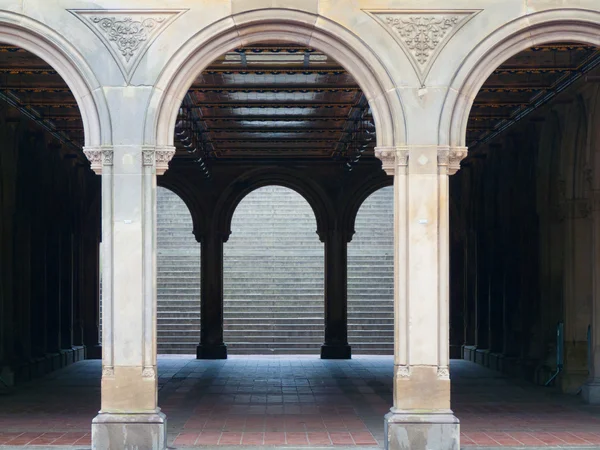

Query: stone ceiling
[0,42,598,172]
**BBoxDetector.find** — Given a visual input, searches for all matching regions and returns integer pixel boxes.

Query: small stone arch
[157,179,208,241]
[215,168,333,241]
[144,8,404,153]
[342,174,393,242]
[439,8,600,150]
[0,11,111,149]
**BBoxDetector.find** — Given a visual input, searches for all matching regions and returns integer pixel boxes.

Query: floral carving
[386,16,460,66]
[142,150,155,166]
[142,367,155,378]
[70,10,186,81]
[438,147,468,175]
[396,365,410,378]
[83,147,113,174]
[437,366,450,379]
[102,366,115,377]
[365,10,478,83]
[375,147,408,176]
[91,16,164,63]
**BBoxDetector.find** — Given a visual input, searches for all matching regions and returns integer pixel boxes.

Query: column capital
[83,146,113,175]
[374,146,408,176]
[437,146,469,175]
[317,227,354,244]
[142,145,176,176]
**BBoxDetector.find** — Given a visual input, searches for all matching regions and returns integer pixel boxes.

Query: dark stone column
[320,228,351,359]
[83,231,102,358]
[60,229,74,352]
[196,230,227,359]
[72,230,84,348]
[46,226,62,355]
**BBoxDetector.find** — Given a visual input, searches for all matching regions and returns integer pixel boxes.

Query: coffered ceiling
[1,42,598,172]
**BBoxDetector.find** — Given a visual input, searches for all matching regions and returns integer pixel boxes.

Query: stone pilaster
[92,145,168,450]
[196,229,228,360]
[375,145,467,450]
[320,227,352,359]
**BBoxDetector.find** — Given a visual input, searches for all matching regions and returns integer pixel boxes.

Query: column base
[320,344,351,359]
[582,380,600,404]
[196,343,227,359]
[384,410,459,450]
[92,411,166,450]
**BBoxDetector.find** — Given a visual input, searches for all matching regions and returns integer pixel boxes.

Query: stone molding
[437,366,450,380]
[69,9,186,82]
[396,365,411,378]
[375,146,409,176]
[438,147,468,175]
[83,146,114,175]
[364,9,479,85]
[142,146,176,175]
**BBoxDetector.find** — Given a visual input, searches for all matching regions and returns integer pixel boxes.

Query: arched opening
[156,186,201,354]
[447,37,600,444]
[152,33,392,447]
[0,40,102,445]
[224,185,324,354]
[348,186,394,354]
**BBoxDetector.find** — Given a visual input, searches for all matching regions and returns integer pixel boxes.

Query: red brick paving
[2,357,600,447]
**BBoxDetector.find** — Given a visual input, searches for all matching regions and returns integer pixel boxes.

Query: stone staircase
[224,186,324,354]
[155,185,394,355]
[348,186,394,354]
[157,188,201,354]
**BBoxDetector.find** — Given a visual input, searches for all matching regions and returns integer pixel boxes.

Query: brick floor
[1,357,600,448]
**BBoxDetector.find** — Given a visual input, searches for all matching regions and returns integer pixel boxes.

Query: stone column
[88,145,174,450]
[320,228,351,359]
[584,191,600,403]
[196,228,228,359]
[375,145,466,450]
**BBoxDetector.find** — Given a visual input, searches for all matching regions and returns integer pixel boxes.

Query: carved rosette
[395,365,411,379]
[365,10,479,84]
[375,146,409,176]
[437,366,450,380]
[142,367,156,379]
[70,10,186,81]
[83,146,113,174]
[438,147,468,175]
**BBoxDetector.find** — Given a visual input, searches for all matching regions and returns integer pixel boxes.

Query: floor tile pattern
[1,357,600,448]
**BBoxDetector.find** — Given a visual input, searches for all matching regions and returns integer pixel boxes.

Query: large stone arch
[156,180,208,241]
[215,168,333,241]
[0,11,110,150]
[440,8,600,149]
[144,8,404,152]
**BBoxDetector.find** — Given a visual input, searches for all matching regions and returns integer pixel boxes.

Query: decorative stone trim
[69,9,187,82]
[155,146,176,175]
[364,10,479,84]
[83,146,113,174]
[142,367,155,379]
[142,149,155,166]
[438,146,468,175]
[437,366,450,380]
[396,365,411,378]
[102,366,115,377]
[375,146,409,176]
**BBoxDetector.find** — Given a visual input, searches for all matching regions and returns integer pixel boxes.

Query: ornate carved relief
[155,146,176,175]
[142,149,155,166]
[102,366,115,377]
[438,147,468,175]
[364,10,479,84]
[142,367,156,379]
[69,9,186,82]
[375,147,408,176]
[437,366,450,380]
[396,365,410,378]
[83,146,113,174]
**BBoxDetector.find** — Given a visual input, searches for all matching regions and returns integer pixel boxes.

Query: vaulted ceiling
[1,42,599,173]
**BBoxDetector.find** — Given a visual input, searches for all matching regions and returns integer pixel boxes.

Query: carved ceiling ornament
[69,9,186,82]
[364,10,480,85]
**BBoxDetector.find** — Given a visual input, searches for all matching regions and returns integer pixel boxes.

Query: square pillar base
[384,411,459,450]
[196,343,227,359]
[582,381,600,404]
[92,412,166,450]
[321,344,351,359]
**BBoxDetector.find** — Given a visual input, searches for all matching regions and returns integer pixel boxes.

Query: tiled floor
[1,357,600,448]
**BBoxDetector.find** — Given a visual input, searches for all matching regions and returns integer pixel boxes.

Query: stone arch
[215,168,333,240]
[144,8,404,152]
[440,8,600,149]
[0,11,110,149]
[342,174,393,241]
[157,178,208,241]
